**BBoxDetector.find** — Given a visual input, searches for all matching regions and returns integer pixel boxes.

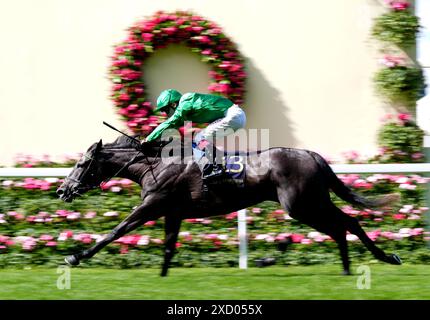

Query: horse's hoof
[342,270,352,276]
[64,255,80,266]
[389,253,402,265]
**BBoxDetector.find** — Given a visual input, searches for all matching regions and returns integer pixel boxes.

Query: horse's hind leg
[336,206,402,265]
[327,228,351,275]
[65,199,160,266]
[277,183,352,275]
[298,205,353,275]
[161,216,182,277]
[276,184,299,213]
[277,184,355,275]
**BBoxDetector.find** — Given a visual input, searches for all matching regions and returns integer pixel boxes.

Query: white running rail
[1,163,430,177]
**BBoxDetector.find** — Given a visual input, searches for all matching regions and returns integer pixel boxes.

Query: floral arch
[109,10,247,135]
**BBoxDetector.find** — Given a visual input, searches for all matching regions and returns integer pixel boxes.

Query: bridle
[65,144,163,192]
[64,153,100,192]
[65,121,166,191]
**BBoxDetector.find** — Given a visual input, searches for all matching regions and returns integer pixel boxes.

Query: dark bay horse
[57,136,402,276]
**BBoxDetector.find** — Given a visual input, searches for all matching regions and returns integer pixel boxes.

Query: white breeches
[194,105,246,144]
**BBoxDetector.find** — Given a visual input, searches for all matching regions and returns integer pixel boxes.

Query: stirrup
[203,165,224,181]
[202,183,209,193]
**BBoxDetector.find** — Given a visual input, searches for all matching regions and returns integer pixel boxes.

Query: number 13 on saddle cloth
[222,155,246,187]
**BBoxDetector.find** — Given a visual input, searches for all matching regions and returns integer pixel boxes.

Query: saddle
[199,152,246,188]
[141,139,246,188]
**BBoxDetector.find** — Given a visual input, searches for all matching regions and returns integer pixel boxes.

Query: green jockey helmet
[155,89,182,112]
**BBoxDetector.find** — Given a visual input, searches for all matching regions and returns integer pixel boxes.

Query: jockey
[145,89,246,181]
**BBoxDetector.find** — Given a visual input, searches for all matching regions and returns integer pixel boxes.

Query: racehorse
[57,135,402,276]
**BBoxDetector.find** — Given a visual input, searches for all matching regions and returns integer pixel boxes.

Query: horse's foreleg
[65,200,159,266]
[160,216,182,277]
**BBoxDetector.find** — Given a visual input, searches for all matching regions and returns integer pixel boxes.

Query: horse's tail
[308,151,400,209]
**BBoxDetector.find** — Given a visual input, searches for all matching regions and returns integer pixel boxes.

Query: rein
[100,121,161,184]
[100,150,142,189]
[103,144,163,187]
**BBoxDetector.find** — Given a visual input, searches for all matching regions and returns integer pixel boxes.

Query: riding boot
[203,163,224,180]
[202,143,225,181]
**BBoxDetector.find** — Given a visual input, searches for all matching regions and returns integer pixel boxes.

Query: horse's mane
[103,135,173,157]
[104,135,142,149]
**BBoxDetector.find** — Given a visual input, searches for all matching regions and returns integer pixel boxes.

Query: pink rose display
[109,11,246,135]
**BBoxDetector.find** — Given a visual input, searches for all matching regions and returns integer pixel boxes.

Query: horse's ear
[96,139,103,151]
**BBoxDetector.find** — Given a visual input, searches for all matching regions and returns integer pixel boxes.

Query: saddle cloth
[223,155,246,182]
[192,146,246,186]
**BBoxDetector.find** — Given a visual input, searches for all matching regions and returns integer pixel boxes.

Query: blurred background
[0,0,411,164]
[0,0,429,299]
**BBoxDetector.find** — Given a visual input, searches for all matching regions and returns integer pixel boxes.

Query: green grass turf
[0,265,429,300]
